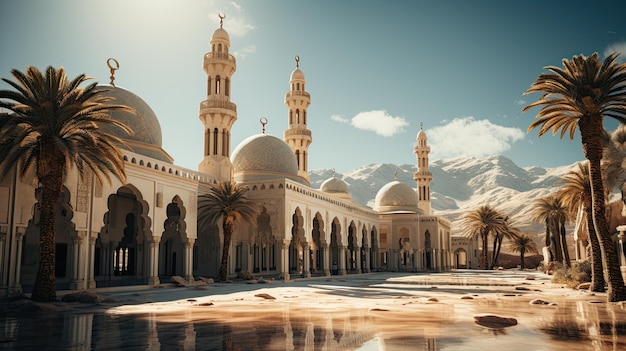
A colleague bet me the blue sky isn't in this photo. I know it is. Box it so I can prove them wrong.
[1,0,625,173]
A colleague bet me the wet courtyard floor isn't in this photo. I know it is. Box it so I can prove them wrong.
[1,271,625,350]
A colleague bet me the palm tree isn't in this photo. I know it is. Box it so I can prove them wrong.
[490,216,521,269]
[461,205,506,269]
[0,66,133,302]
[523,52,626,301]
[508,234,539,270]
[530,195,570,266]
[198,180,258,281]
[557,162,605,291]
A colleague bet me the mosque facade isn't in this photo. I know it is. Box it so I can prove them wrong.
[0,20,465,298]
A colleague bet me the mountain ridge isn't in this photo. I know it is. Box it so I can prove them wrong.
[310,155,578,236]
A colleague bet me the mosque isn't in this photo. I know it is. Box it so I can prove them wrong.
[0,19,474,298]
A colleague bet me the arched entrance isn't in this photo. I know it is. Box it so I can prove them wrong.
[21,186,76,292]
[311,213,326,276]
[370,227,379,271]
[330,217,343,275]
[95,185,150,286]
[360,225,368,273]
[347,221,358,273]
[289,208,306,276]
[455,248,468,269]
[159,196,187,278]
[253,206,275,274]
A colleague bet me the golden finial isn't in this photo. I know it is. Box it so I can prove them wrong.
[420,122,424,130]
[332,168,336,178]
[260,117,268,133]
[394,171,398,181]
[218,13,225,28]
[295,55,300,68]
[107,58,119,86]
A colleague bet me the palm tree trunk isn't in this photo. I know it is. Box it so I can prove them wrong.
[218,218,235,281]
[490,236,499,269]
[31,157,64,302]
[520,247,526,270]
[552,219,564,263]
[585,206,606,292]
[581,118,626,302]
[481,231,489,270]
[544,219,553,261]
[493,236,503,269]
[560,221,571,267]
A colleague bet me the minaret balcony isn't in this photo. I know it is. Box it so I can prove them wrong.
[285,91,310,98]
[284,128,312,137]
[204,52,236,64]
[200,99,237,112]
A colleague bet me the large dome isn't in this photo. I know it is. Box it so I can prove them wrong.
[95,84,172,163]
[374,181,420,213]
[231,134,305,184]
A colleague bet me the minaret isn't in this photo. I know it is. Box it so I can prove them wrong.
[414,123,432,214]
[284,56,312,184]
[198,14,237,181]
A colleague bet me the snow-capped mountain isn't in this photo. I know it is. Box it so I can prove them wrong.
[310,155,578,236]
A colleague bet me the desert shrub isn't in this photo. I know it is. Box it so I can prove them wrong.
[551,261,591,288]
[236,270,253,280]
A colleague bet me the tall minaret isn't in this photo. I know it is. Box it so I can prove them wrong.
[284,56,312,184]
[198,14,237,181]
[414,123,432,214]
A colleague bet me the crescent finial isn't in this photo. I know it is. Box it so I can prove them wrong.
[295,55,300,68]
[107,58,119,86]
[218,13,225,28]
[260,117,268,133]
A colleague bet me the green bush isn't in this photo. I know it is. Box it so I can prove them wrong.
[551,261,590,288]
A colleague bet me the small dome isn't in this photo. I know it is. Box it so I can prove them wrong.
[290,68,305,81]
[231,134,305,184]
[320,177,352,201]
[95,85,172,163]
[417,128,427,140]
[374,181,420,213]
[211,27,230,42]
[321,177,349,193]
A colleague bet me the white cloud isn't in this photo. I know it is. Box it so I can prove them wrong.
[230,1,242,12]
[604,41,626,63]
[331,114,349,123]
[515,99,526,106]
[350,110,408,137]
[208,7,255,37]
[428,116,525,159]
[233,45,256,59]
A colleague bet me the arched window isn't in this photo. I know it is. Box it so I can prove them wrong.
[205,129,210,155]
[295,109,300,124]
[218,43,223,52]
[215,75,221,94]
[295,150,300,168]
[207,77,212,95]
[225,78,230,97]
[303,110,307,124]
[296,82,300,91]
[222,129,227,156]
[289,110,293,125]
[213,128,218,155]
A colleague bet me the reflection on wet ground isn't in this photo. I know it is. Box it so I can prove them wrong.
[1,272,626,350]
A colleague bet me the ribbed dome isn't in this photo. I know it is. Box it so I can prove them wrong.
[231,134,305,184]
[211,27,230,42]
[290,68,305,81]
[95,85,172,163]
[417,128,427,140]
[374,181,420,213]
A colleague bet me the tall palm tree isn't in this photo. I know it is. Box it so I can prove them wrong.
[508,234,539,270]
[198,181,258,281]
[530,195,569,266]
[461,205,506,269]
[557,162,605,291]
[523,52,626,301]
[490,216,521,269]
[0,66,133,302]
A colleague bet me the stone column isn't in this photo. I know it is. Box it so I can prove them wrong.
[323,244,331,276]
[146,237,161,285]
[301,242,311,278]
[9,228,25,294]
[69,231,86,290]
[281,241,291,281]
[184,238,195,282]
[355,246,362,274]
[338,246,347,275]
[87,235,97,289]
